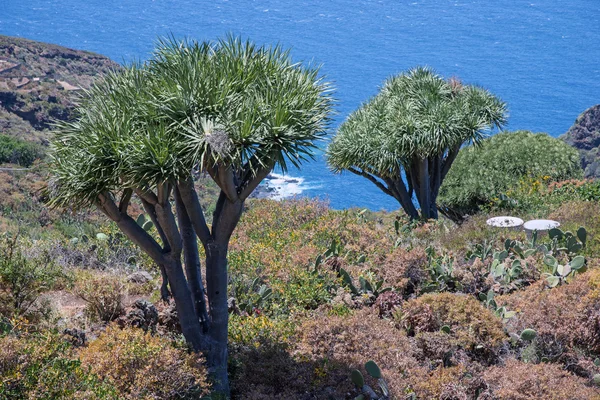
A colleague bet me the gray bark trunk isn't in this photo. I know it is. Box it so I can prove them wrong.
[416,157,431,219]
[204,245,230,395]
[175,187,210,331]
[204,195,243,396]
[161,256,207,353]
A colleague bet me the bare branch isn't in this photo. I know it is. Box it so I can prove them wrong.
[441,145,460,181]
[348,167,393,197]
[155,200,183,255]
[239,166,272,200]
[157,182,172,205]
[176,179,212,246]
[383,177,420,219]
[118,188,133,213]
[216,165,239,202]
[135,187,159,205]
[97,192,165,264]
[140,198,171,253]
[174,186,211,331]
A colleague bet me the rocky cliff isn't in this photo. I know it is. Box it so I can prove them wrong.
[0,35,119,143]
[561,104,600,178]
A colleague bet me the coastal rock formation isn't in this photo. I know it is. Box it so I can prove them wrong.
[561,105,600,178]
[0,35,119,143]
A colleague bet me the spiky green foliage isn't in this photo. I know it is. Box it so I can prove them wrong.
[438,130,583,216]
[327,67,506,219]
[47,36,333,396]
[49,36,333,210]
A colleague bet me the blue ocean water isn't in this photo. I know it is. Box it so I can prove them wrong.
[1,1,599,211]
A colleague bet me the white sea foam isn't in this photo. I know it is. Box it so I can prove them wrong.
[257,173,317,200]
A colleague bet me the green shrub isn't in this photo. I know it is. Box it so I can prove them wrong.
[438,130,582,216]
[0,332,118,399]
[0,233,66,323]
[0,134,45,167]
[73,271,126,322]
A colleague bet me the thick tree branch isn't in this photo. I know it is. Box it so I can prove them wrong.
[176,179,212,246]
[384,176,419,219]
[416,157,431,219]
[118,188,133,213]
[441,145,460,181]
[175,186,211,331]
[205,163,239,203]
[239,166,272,200]
[157,182,172,206]
[97,192,165,264]
[140,199,171,252]
[140,198,172,300]
[216,165,239,203]
[135,187,159,205]
[155,199,183,255]
[347,167,394,197]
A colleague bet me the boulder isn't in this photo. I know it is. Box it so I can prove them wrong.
[117,299,159,331]
[561,105,600,178]
[127,270,153,284]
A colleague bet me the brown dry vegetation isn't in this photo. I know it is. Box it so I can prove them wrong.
[2,188,600,399]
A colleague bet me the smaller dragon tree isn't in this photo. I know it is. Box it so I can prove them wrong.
[327,67,507,220]
[48,37,333,397]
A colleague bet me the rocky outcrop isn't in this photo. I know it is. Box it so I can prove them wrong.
[561,105,600,178]
[0,35,119,143]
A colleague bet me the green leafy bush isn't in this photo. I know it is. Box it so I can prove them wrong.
[73,271,126,322]
[0,134,45,167]
[438,131,582,216]
[0,233,66,323]
[0,332,118,399]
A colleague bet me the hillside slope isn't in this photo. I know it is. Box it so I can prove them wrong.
[561,104,600,178]
[0,35,119,143]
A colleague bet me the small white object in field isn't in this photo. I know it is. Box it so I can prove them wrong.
[486,216,524,228]
[523,219,560,232]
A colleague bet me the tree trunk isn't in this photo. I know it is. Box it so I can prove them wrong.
[416,157,431,219]
[204,243,230,395]
[175,187,210,331]
[198,193,242,397]
[161,255,207,353]
[384,176,419,220]
[429,155,441,220]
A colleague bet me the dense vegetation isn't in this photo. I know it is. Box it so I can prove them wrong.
[48,37,333,396]
[0,134,44,166]
[439,130,582,219]
[2,179,600,398]
[1,35,600,400]
[327,67,506,220]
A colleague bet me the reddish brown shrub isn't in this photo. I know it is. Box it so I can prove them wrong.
[78,325,210,399]
[375,290,403,318]
[400,293,506,357]
[483,359,600,400]
[498,269,600,358]
[295,308,421,398]
[409,365,492,400]
[379,247,428,296]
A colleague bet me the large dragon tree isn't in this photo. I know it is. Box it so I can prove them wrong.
[48,37,333,396]
[327,67,507,220]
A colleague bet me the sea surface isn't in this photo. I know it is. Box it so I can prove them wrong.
[1,0,599,211]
